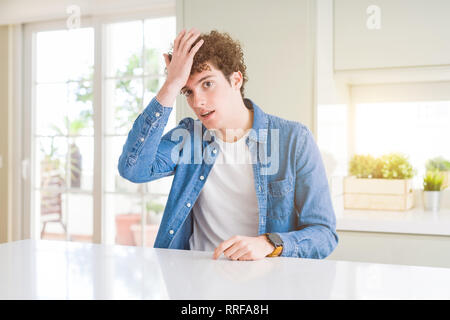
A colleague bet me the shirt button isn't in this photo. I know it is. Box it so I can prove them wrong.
[212,149,217,154]
[200,176,205,180]
[155,112,161,117]
[259,186,262,192]
[169,230,174,235]
[140,137,145,142]
[186,202,191,208]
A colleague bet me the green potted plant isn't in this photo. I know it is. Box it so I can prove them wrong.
[423,170,446,212]
[426,156,450,189]
[344,153,416,211]
[349,154,384,179]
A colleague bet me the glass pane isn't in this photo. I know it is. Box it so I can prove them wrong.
[104,194,143,247]
[143,77,162,103]
[317,104,348,177]
[36,137,67,190]
[105,78,144,135]
[143,16,176,76]
[35,83,68,136]
[67,80,94,136]
[67,193,93,243]
[145,176,174,197]
[142,195,167,248]
[68,137,94,191]
[38,190,68,241]
[106,21,144,77]
[355,101,450,188]
[36,28,94,83]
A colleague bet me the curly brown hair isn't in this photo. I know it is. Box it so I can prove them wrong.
[168,30,248,99]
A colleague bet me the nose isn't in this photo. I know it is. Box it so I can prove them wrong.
[193,92,206,109]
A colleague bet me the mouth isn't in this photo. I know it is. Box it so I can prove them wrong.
[200,110,215,119]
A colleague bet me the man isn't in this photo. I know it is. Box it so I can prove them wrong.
[118,28,338,261]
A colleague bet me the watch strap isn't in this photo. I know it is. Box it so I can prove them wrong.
[264,233,283,257]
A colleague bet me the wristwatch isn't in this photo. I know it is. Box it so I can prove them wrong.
[264,233,283,257]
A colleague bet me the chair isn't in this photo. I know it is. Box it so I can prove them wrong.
[40,170,67,239]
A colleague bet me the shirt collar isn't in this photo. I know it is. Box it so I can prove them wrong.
[244,98,268,143]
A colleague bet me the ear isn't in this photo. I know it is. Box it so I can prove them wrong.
[230,71,243,91]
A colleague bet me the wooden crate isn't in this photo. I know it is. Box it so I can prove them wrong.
[344,177,414,211]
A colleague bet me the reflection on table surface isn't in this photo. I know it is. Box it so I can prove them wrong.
[1,239,450,299]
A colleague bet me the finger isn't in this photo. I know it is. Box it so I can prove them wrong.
[213,243,229,260]
[180,28,199,53]
[237,253,255,261]
[182,31,201,54]
[228,246,249,261]
[189,39,204,57]
[173,29,186,51]
[213,236,239,259]
[223,242,242,259]
[163,53,169,67]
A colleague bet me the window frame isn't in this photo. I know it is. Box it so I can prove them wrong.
[22,7,176,244]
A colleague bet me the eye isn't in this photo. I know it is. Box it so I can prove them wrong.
[182,90,192,97]
[203,81,213,88]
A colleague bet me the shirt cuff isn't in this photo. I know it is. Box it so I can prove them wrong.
[142,96,173,124]
[278,232,297,257]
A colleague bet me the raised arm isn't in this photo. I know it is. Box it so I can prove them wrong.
[117,28,204,183]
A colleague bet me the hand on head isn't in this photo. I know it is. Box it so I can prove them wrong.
[163,28,204,91]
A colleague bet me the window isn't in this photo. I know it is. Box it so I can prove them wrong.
[102,17,176,247]
[34,27,95,242]
[317,81,450,217]
[317,104,348,177]
[354,100,450,189]
[25,12,176,247]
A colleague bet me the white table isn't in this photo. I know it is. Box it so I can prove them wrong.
[1,239,450,299]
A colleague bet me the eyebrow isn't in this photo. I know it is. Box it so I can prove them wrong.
[181,75,216,92]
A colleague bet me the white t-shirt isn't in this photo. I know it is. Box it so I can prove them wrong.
[188,130,259,251]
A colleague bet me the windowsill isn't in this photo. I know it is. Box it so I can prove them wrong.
[336,207,450,236]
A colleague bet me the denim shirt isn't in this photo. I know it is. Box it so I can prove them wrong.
[118,96,338,259]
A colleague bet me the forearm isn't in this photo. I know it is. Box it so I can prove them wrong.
[155,81,181,108]
[278,224,339,259]
[118,96,174,183]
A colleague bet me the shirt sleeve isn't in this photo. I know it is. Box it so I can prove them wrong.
[118,96,191,183]
[277,125,339,259]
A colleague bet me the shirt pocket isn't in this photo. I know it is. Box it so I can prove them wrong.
[267,177,295,219]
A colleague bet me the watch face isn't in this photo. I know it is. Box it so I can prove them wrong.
[268,233,283,247]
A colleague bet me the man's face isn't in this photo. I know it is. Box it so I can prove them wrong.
[181,62,241,130]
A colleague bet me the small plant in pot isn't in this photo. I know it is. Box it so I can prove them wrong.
[423,170,446,212]
[426,156,450,189]
[349,154,384,179]
[345,153,416,211]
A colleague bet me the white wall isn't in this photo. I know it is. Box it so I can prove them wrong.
[0,25,10,243]
[0,0,174,25]
[334,0,450,70]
